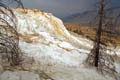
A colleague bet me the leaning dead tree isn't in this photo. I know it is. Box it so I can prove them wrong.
[0,0,23,67]
[87,0,120,79]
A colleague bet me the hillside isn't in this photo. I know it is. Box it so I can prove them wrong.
[64,23,120,47]
[64,9,120,25]
[63,11,96,25]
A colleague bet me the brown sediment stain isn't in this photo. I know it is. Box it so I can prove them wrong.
[19,33,42,43]
[19,33,54,46]
[15,8,49,16]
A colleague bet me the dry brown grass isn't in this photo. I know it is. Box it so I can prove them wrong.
[64,23,120,47]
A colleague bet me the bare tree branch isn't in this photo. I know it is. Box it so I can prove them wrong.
[0,0,24,67]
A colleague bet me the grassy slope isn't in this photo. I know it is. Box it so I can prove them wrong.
[64,23,120,47]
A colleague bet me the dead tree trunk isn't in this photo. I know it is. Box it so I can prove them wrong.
[94,0,104,67]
